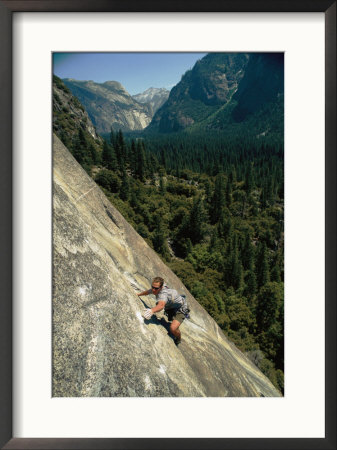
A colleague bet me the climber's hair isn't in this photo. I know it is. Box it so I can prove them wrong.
[152,277,164,287]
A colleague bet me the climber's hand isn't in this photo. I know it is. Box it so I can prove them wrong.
[143,309,153,320]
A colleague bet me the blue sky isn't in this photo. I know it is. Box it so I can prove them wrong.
[53,52,207,95]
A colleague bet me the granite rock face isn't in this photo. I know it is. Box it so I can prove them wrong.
[132,87,170,115]
[53,134,281,397]
[62,79,153,134]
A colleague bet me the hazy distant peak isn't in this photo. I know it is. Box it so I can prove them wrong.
[133,87,170,114]
[134,87,169,97]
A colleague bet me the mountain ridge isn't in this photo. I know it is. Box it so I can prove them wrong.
[145,52,283,136]
[62,78,153,134]
[132,87,170,114]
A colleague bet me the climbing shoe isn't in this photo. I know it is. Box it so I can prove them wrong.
[174,336,181,346]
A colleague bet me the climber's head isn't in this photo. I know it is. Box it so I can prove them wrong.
[151,277,164,292]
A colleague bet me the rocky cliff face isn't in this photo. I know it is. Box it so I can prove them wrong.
[53,76,102,143]
[147,53,249,133]
[63,79,153,134]
[133,87,170,114]
[53,134,281,398]
[146,52,283,135]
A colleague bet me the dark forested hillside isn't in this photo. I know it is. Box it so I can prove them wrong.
[146,52,283,139]
[53,64,284,393]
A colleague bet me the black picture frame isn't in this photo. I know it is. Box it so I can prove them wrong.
[0,1,335,449]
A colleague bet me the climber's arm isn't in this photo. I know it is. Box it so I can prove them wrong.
[151,300,166,314]
[137,289,151,297]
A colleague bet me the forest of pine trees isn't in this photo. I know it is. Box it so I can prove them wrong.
[57,125,284,394]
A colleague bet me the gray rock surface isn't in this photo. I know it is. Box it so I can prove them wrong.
[53,134,281,397]
[62,79,152,134]
[133,87,170,114]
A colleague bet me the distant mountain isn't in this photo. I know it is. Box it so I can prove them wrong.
[132,87,170,114]
[62,78,153,134]
[146,53,284,137]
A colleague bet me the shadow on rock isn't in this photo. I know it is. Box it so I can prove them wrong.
[146,315,175,342]
[137,297,177,342]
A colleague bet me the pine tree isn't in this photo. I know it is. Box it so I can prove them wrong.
[256,281,283,332]
[159,175,166,195]
[152,216,170,260]
[148,153,158,180]
[72,128,87,165]
[204,179,212,211]
[229,166,237,184]
[136,141,146,182]
[160,148,167,168]
[130,140,137,176]
[120,169,130,201]
[225,180,232,207]
[89,144,99,165]
[228,234,243,290]
[218,211,232,243]
[245,163,255,194]
[210,173,226,224]
[186,238,193,256]
[256,242,270,288]
[188,196,207,244]
[241,229,255,271]
[270,253,282,282]
[244,270,257,298]
[109,128,116,148]
[102,140,117,171]
[116,129,127,169]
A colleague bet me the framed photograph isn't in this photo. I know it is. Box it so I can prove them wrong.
[1,1,335,449]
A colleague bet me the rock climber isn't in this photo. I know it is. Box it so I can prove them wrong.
[136,277,189,345]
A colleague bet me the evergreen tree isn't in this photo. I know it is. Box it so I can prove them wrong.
[188,196,207,245]
[95,169,120,193]
[204,179,213,212]
[256,242,270,288]
[241,229,255,271]
[116,129,127,169]
[226,234,243,290]
[130,140,137,176]
[270,262,281,282]
[186,238,193,256]
[102,140,117,171]
[210,173,226,224]
[152,216,170,260]
[160,148,167,168]
[256,281,283,332]
[136,141,146,182]
[120,169,130,201]
[109,128,116,148]
[244,270,257,298]
[245,163,255,193]
[72,128,87,164]
[89,143,99,165]
[218,212,232,243]
[225,180,232,207]
[229,166,237,184]
[159,175,166,195]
